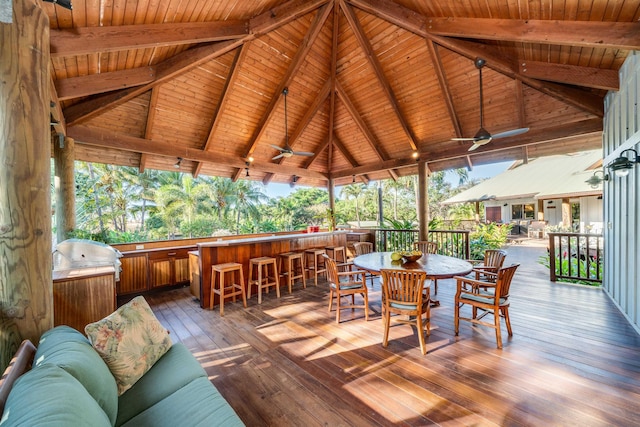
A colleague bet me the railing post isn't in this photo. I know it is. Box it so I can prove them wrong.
[548,233,557,282]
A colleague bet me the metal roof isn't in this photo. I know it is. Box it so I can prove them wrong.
[442,150,603,205]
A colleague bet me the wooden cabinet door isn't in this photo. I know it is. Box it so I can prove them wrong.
[117,254,149,295]
[150,258,173,288]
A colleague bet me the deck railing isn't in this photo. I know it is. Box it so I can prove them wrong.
[374,229,470,259]
[547,232,603,284]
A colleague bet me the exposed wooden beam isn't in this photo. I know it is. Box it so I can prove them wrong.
[327,5,339,172]
[139,87,160,173]
[341,0,419,152]
[49,77,66,135]
[347,0,640,50]
[424,17,640,51]
[302,139,330,170]
[331,118,602,178]
[519,60,619,91]
[263,80,331,185]
[67,125,328,180]
[250,0,330,34]
[426,40,461,137]
[243,2,333,160]
[50,21,248,57]
[200,45,247,179]
[64,40,244,125]
[347,0,605,117]
[333,136,370,184]
[335,81,389,161]
[55,67,156,100]
[63,0,330,125]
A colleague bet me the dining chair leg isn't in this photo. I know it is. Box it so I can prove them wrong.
[495,314,503,349]
[502,307,513,336]
[328,288,334,312]
[454,303,460,336]
[363,292,369,321]
[416,315,427,355]
[382,309,391,348]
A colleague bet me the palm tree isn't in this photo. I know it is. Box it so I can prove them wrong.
[341,184,366,227]
[230,181,267,234]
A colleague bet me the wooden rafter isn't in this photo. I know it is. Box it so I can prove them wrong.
[340,0,419,152]
[263,80,332,185]
[201,45,246,180]
[56,67,156,101]
[139,87,160,173]
[518,60,619,91]
[333,136,370,184]
[68,125,328,180]
[50,21,248,57]
[331,118,603,178]
[347,0,605,117]
[241,2,333,160]
[327,5,339,173]
[425,40,461,138]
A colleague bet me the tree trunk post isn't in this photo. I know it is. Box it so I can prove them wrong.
[418,161,429,241]
[54,136,76,244]
[0,0,53,352]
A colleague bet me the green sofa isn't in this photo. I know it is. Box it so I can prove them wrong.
[0,326,244,427]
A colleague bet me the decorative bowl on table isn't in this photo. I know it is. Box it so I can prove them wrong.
[401,251,423,263]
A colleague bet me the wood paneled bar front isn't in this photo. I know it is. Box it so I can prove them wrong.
[198,231,347,309]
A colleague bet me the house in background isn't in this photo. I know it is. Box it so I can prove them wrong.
[442,150,603,234]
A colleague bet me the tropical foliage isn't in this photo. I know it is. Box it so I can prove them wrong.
[60,162,478,244]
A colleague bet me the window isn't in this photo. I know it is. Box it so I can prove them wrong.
[511,203,535,220]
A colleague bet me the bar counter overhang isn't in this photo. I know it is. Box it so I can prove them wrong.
[197,231,348,308]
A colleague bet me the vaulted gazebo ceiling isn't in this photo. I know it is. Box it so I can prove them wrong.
[46,0,640,187]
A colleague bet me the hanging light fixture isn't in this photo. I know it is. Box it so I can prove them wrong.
[174,157,183,169]
[607,148,639,177]
[585,170,609,189]
[245,156,253,177]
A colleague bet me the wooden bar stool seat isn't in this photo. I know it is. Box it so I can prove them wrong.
[247,257,280,304]
[305,248,327,286]
[278,252,306,293]
[210,262,247,316]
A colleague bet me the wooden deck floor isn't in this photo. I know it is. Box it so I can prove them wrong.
[146,243,640,426]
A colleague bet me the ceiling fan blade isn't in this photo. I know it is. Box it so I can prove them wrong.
[270,144,286,152]
[468,143,483,152]
[492,127,529,139]
[292,151,314,156]
[451,137,477,141]
[272,153,285,160]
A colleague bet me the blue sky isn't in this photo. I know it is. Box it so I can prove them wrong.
[262,160,513,198]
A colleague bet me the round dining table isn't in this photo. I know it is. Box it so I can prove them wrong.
[352,252,473,305]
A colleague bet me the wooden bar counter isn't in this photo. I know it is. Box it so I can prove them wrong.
[197,231,347,309]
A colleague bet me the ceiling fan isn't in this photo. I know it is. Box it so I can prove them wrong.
[452,58,529,152]
[271,88,314,160]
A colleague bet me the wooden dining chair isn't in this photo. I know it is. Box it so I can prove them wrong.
[380,269,431,355]
[469,249,507,282]
[352,242,375,286]
[324,255,369,324]
[453,263,519,349]
[414,241,438,255]
[414,241,440,293]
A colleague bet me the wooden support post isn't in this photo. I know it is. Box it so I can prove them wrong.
[474,201,480,223]
[0,0,53,352]
[537,199,545,221]
[327,178,335,230]
[561,198,571,229]
[54,136,76,243]
[418,161,429,241]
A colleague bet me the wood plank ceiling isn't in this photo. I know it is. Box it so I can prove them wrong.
[45,0,640,187]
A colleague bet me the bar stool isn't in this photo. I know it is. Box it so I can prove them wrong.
[304,248,326,286]
[247,257,280,304]
[325,245,348,271]
[278,252,306,293]
[210,262,247,316]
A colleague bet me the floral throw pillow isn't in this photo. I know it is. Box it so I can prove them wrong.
[85,296,172,395]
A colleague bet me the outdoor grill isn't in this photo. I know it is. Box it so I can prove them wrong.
[53,239,123,281]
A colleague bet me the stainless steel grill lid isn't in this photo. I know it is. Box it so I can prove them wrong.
[53,239,123,280]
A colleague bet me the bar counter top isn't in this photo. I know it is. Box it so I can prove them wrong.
[197,230,348,248]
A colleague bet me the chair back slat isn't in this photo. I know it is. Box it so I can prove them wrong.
[414,241,438,254]
[381,269,427,305]
[485,249,508,269]
[353,242,373,256]
[323,254,339,285]
[495,263,519,298]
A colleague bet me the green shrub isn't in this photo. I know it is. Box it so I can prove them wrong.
[469,223,511,260]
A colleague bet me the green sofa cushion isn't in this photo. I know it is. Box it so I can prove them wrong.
[119,376,244,427]
[0,364,111,427]
[34,326,118,426]
[116,343,208,426]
